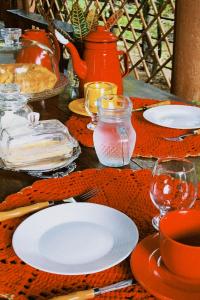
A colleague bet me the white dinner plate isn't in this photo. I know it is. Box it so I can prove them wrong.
[12,203,139,275]
[143,105,200,129]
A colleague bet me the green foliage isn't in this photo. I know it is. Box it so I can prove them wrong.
[86,8,99,32]
[71,1,89,40]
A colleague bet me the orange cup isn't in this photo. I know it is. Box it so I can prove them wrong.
[159,209,200,279]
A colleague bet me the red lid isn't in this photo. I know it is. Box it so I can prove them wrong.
[24,29,46,34]
[84,26,117,43]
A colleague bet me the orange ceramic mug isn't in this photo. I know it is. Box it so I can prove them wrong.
[159,209,200,279]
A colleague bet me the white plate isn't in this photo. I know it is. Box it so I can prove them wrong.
[143,105,200,129]
[12,203,139,275]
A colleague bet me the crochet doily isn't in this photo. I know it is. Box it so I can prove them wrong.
[66,98,200,158]
[0,168,200,300]
[0,169,155,299]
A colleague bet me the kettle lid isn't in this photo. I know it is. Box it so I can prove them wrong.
[84,26,117,42]
[23,29,47,36]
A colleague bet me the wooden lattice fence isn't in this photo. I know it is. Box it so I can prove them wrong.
[36,0,175,91]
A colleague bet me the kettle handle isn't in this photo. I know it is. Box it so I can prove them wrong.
[48,32,61,62]
[117,50,129,78]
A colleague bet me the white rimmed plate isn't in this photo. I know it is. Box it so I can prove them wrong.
[12,203,139,275]
[143,105,200,129]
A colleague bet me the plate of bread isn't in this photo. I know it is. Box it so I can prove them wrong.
[0,63,68,101]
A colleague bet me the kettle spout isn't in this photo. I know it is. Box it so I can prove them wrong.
[55,29,87,79]
[66,42,87,80]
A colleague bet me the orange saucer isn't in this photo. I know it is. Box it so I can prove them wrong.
[68,98,89,116]
[130,234,200,300]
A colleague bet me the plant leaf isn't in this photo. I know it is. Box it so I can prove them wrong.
[86,8,99,32]
[104,9,124,31]
[71,2,89,40]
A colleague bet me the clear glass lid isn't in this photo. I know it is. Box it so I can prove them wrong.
[0,29,60,95]
[97,94,133,119]
[0,116,80,171]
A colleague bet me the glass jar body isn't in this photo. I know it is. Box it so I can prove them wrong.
[94,118,136,167]
[93,95,136,167]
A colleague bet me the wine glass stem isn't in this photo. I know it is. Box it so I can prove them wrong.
[152,209,168,231]
[91,115,98,125]
[160,209,167,218]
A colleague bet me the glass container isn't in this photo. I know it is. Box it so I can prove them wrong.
[93,95,136,167]
[0,29,61,96]
[0,83,32,130]
[0,116,81,173]
[0,28,22,47]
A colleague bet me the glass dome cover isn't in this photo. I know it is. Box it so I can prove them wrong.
[0,115,81,174]
[0,29,68,100]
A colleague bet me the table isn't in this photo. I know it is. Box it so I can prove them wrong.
[0,89,140,201]
[0,80,141,199]
[1,77,200,201]
[1,78,200,300]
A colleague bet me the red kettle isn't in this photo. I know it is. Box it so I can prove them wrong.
[16,29,60,80]
[57,26,129,94]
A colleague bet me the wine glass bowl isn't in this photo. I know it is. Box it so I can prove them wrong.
[84,81,117,130]
[150,158,198,230]
[1,28,22,47]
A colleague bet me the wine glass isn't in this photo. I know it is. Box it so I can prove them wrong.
[1,28,22,47]
[84,81,116,130]
[150,158,198,230]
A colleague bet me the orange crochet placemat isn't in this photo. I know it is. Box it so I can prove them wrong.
[0,169,156,299]
[66,98,200,158]
[1,168,200,300]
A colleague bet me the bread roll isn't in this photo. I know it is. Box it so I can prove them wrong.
[0,63,58,93]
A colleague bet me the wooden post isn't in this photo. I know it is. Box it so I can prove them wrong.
[21,0,29,12]
[171,0,200,102]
